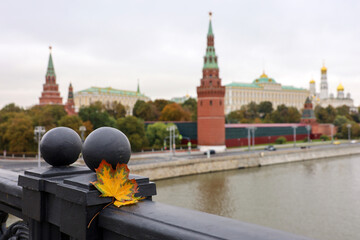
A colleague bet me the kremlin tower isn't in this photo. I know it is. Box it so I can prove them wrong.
[39,47,63,105]
[197,13,226,152]
[65,83,76,115]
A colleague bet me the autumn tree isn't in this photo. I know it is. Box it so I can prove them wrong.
[116,116,148,152]
[160,103,190,121]
[28,105,67,130]
[58,115,84,134]
[271,105,300,123]
[182,98,197,121]
[3,113,35,152]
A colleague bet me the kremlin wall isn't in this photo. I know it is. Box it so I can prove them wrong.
[37,13,354,151]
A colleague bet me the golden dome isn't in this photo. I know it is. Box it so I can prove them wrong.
[260,71,268,78]
[310,79,315,84]
[321,65,327,72]
[337,83,344,91]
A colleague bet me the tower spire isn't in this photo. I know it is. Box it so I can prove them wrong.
[203,12,218,69]
[137,79,140,94]
[46,46,56,77]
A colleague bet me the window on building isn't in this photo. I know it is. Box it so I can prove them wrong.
[200,101,202,106]
[210,100,213,106]
[220,100,222,105]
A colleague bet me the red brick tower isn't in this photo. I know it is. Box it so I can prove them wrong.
[197,13,226,152]
[65,83,76,115]
[39,46,63,105]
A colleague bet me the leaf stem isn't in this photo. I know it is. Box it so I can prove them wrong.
[87,198,114,228]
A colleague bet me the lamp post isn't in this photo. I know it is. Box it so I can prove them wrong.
[292,125,298,147]
[34,126,45,168]
[79,126,86,142]
[247,127,251,151]
[331,124,334,144]
[252,127,257,148]
[347,123,352,142]
[167,125,176,155]
[306,125,311,146]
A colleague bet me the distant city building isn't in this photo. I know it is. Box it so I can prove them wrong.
[197,12,226,152]
[65,83,76,115]
[224,72,309,114]
[74,84,150,115]
[310,64,356,112]
[170,94,192,104]
[39,47,63,105]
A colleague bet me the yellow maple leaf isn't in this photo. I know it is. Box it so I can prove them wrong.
[91,159,143,207]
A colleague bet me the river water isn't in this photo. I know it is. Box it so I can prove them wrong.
[154,155,360,240]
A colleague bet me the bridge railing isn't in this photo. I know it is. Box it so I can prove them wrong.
[0,166,313,240]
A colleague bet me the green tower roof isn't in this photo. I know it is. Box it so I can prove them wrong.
[203,13,218,70]
[46,47,56,77]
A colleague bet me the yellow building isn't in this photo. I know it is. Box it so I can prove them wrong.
[74,86,150,116]
[225,72,309,114]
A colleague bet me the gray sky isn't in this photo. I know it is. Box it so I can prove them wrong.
[1,0,360,109]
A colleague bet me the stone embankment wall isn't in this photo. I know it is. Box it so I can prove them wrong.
[129,145,360,180]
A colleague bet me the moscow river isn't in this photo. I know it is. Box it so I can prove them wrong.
[154,154,360,240]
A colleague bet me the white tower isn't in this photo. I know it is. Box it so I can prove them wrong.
[320,64,328,99]
[309,79,316,97]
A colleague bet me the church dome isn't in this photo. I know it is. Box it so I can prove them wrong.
[321,65,327,72]
[337,83,344,91]
[310,79,315,84]
[253,71,276,84]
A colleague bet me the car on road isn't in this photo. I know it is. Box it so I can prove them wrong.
[264,145,276,151]
[203,149,216,155]
[333,141,341,145]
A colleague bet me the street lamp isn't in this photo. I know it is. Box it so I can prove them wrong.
[331,124,334,144]
[252,127,257,147]
[306,125,311,145]
[34,126,45,168]
[79,126,86,142]
[347,123,352,142]
[292,125,298,147]
[167,125,176,155]
[246,127,251,151]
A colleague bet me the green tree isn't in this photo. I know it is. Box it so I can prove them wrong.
[181,98,197,121]
[257,101,273,119]
[58,115,83,134]
[133,100,158,121]
[103,101,127,119]
[78,102,116,129]
[3,113,35,152]
[333,115,350,137]
[116,116,147,152]
[146,122,168,148]
[160,103,190,121]
[146,122,180,148]
[153,99,172,113]
[1,103,23,113]
[271,105,300,123]
[28,105,67,130]
[340,121,360,139]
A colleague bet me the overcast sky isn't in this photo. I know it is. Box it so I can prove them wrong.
[1,0,360,109]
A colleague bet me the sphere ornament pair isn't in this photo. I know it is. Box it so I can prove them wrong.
[40,127,131,170]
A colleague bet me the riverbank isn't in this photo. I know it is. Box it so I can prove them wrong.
[129,144,360,180]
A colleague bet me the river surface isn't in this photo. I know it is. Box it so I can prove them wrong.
[154,155,360,240]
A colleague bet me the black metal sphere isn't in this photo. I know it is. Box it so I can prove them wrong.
[40,127,82,167]
[82,127,131,172]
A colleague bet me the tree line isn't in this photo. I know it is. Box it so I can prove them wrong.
[0,98,196,153]
[226,101,360,139]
